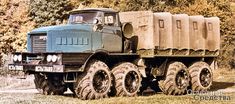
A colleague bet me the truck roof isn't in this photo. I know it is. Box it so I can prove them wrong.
[70,8,118,14]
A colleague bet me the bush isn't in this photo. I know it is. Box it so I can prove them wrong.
[0,0,35,54]
[29,0,73,27]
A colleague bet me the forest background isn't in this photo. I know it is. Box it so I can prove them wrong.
[0,0,235,69]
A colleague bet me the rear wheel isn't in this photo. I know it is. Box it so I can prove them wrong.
[189,62,212,91]
[159,62,189,95]
[112,62,142,97]
[75,60,112,100]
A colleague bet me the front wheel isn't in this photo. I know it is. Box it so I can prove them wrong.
[41,75,66,95]
[75,60,112,100]
[159,62,189,95]
[34,73,66,95]
[34,73,44,93]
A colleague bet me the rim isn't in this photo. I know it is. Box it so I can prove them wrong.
[92,70,109,93]
[124,71,139,93]
[176,69,188,89]
[199,68,212,87]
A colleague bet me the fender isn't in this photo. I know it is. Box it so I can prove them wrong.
[80,50,109,72]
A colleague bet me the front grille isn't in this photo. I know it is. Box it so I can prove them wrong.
[31,34,46,53]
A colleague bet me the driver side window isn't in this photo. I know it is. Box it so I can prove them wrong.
[104,13,116,26]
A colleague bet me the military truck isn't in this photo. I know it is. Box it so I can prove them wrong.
[8,8,220,100]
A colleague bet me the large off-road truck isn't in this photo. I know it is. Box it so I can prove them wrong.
[8,8,220,100]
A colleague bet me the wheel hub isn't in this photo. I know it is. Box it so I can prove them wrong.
[93,70,109,93]
[176,70,188,89]
[125,71,139,93]
[200,68,212,87]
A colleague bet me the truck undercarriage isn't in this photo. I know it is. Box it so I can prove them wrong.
[9,51,216,99]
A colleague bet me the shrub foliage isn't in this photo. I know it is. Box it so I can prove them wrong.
[29,0,73,27]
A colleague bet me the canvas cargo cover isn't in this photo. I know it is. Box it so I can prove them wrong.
[205,17,220,51]
[172,14,189,49]
[189,16,206,50]
[153,12,173,49]
[119,12,173,50]
[119,11,220,56]
[119,11,154,49]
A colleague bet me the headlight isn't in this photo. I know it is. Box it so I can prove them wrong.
[52,55,57,62]
[18,55,22,62]
[13,55,18,62]
[13,54,22,62]
[47,55,52,62]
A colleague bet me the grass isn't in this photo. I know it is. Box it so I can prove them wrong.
[0,69,234,104]
[0,92,234,104]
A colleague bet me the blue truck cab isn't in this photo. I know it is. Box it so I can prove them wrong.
[28,8,122,53]
[9,8,130,73]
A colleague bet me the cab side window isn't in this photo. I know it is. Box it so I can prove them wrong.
[104,13,116,26]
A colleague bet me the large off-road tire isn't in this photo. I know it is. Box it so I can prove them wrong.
[41,75,67,95]
[159,62,189,95]
[34,73,45,93]
[75,60,112,100]
[189,62,213,91]
[111,62,142,97]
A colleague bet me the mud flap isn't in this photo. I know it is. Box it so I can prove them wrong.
[138,66,147,77]
[136,59,147,77]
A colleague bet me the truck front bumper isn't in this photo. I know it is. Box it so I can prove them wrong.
[8,52,92,73]
[8,64,64,73]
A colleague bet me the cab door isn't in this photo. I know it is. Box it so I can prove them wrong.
[102,12,122,52]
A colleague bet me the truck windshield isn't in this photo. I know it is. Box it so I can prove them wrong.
[68,12,100,24]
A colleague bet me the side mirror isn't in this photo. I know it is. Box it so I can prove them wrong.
[93,18,103,32]
[93,19,99,24]
[93,17,102,25]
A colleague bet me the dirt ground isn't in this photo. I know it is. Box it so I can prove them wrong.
[0,69,234,104]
